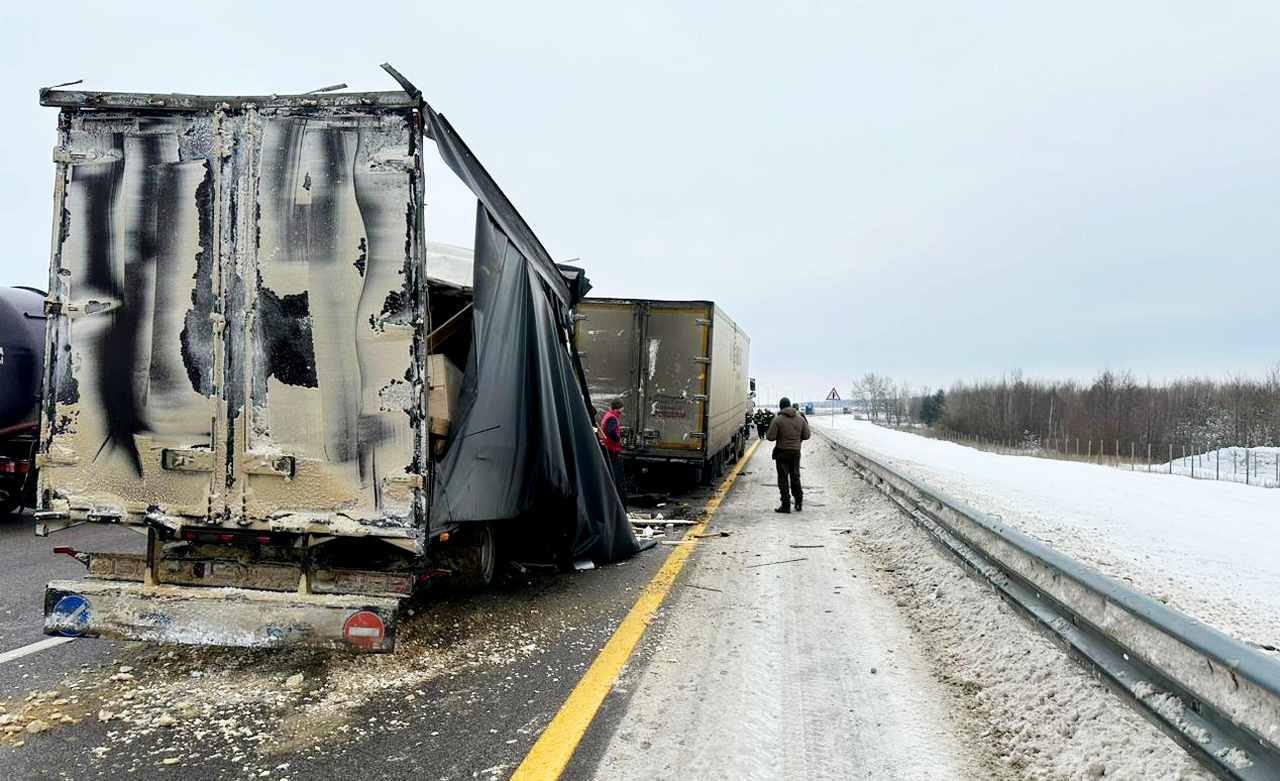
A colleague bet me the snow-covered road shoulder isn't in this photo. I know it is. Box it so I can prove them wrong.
[814,442,1214,780]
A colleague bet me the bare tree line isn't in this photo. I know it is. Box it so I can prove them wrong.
[857,367,1280,451]
[850,373,918,426]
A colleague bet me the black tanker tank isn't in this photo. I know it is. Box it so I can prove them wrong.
[0,286,44,514]
[0,286,45,430]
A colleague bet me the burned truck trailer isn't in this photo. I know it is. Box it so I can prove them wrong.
[35,69,635,652]
[575,299,752,484]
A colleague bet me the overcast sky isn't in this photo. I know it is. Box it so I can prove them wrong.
[4,2,1278,403]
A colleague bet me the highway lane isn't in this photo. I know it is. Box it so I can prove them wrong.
[566,441,983,780]
[0,512,141,701]
[2,445,977,781]
[0,491,702,780]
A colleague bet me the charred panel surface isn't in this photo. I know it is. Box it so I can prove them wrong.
[249,112,418,525]
[42,98,423,533]
[46,114,218,517]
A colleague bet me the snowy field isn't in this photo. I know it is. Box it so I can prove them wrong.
[817,417,1280,654]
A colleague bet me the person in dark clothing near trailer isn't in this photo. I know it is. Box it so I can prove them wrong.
[766,397,810,513]
[754,407,774,439]
[599,399,627,503]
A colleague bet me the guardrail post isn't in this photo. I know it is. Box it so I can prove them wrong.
[1169,444,1173,473]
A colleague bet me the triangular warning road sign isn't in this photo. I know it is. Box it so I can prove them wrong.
[826,387,840,401]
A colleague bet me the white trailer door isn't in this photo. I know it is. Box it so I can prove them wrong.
[41,97,425,531]
[639,303,712,453]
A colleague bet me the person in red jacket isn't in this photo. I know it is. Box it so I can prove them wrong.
[599,399,626,502]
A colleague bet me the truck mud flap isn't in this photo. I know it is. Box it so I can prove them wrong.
[44,579,399,653]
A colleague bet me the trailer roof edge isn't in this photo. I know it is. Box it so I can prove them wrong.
[38,89,418,111]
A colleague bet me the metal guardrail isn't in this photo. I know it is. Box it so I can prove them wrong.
[821,433,1280,780]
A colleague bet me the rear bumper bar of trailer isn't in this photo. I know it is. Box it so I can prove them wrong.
[44,579,400,652]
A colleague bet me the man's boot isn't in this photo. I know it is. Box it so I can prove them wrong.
[775,504,790,514]
[795,498,802,512]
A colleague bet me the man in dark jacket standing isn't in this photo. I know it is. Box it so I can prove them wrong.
[766,397,810,513]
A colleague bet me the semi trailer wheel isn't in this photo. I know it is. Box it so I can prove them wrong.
[0,490,20,517]
[434,522,497,591]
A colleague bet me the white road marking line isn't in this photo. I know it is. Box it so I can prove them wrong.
[0,636,76,665]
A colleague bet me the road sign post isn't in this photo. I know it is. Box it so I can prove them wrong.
[826,388,840,427]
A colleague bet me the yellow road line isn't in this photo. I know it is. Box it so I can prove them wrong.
[510,438,762,781]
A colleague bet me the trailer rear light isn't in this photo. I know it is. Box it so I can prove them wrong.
[0,459,28,474]
[438,532,450,544]
[52,546,89,567]
[389,576,413,595]
[256,535,271,545]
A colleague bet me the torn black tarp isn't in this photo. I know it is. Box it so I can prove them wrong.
[412,88,635,563]
[431,205,638,564]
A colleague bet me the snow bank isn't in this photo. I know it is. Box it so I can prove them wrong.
[818,417,1280,653]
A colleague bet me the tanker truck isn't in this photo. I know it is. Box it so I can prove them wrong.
[34,66,635,652]
[0,286,45,515]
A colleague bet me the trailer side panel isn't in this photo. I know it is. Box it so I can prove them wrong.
[706,305,750,459]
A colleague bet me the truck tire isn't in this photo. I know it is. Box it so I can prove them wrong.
[0,491,20,517]
[435,522,497,591]
[690,464,706,487]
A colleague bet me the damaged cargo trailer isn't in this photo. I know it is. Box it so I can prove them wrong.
[574,299,752,484]
[34,68,636,652]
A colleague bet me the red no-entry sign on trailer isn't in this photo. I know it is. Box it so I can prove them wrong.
[343,610,386,650]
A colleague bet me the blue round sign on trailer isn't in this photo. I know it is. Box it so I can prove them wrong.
[50,594,91,637]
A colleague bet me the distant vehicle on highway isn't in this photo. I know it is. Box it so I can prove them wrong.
[0,285,44,515]
[575,298,753,485]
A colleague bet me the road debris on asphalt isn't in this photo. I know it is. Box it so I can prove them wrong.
[744,557,808,569]
[683,584,724,593]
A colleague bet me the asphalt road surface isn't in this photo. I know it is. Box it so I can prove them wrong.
[0,441,981,780]
[566,441,982,780]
